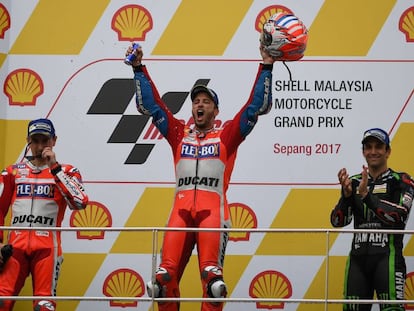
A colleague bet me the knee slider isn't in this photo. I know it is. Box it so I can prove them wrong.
[202,266,227,298]
[146,280,162,298]
[207,278,227,298]
[147,267,171,298]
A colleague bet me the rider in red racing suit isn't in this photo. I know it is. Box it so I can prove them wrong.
[0,118,89,311]
[127,44,276,311]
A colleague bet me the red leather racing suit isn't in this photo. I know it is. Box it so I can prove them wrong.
[0,160,88,310]
[133,63,273,311]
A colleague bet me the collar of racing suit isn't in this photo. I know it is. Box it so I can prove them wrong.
[192,127,215,139]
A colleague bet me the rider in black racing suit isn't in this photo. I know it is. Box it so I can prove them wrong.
[330,128,414,311]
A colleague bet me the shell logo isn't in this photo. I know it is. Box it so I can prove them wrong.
[0,4,11,39]
[255,5,293,33]
[406,271,414,310]
[70,201,112,240]
[3,69,44,106]
[111,4,153,41]
[228,203,257,242]
[399,6,414,42]
[102,268,145,308]
[249,270,293,309]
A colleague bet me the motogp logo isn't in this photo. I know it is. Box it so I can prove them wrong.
[87,78,224,165]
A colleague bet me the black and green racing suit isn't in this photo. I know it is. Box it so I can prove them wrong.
[331,168,414,311]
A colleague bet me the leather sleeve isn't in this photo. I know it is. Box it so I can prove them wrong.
[51,163,89,211]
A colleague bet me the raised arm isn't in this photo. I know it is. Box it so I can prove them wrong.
[220,46,276,153]
[127,44,184,148]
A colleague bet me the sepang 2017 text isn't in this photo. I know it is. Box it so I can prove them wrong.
[273,143,341,156]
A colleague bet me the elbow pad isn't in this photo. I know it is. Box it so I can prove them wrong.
[330,197,353,227]
[370,198,408,225]
[135,78,152,116]
[331,207,353,227]
[376,200,407,225]
[52,165,88,210]
[331,209,344,227]
[257,75,272,116]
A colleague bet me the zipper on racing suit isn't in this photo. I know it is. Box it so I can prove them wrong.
[28,164,42,252]
[192,137,201,215]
